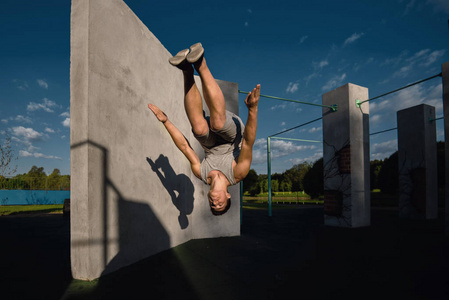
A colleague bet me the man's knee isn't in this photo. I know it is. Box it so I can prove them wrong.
[192,122,209,136]
[210,115,226,131]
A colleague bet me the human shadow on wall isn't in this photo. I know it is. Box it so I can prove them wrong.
[146,155,195,229]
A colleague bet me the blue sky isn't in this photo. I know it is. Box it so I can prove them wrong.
[0,0,448,176]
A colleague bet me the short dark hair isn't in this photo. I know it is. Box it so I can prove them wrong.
[211,198,231,216]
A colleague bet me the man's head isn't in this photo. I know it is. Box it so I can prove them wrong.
[208,189,231,216]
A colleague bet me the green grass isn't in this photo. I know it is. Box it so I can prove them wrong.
[0,204,64,216]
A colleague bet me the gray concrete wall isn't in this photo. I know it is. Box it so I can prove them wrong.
[70,0,240,280]
[397,104,437,219]
[442,62,449,235]
[322,83,370,228]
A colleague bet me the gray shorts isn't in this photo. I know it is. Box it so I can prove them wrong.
[194,110,243,151]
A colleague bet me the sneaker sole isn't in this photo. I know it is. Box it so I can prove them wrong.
[169,48,189,66]
[186,43,204,63]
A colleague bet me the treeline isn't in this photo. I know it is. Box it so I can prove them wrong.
[243,159,323,198]
[371,141,445,194]
[0,166,70,191]
[243,141,445,198]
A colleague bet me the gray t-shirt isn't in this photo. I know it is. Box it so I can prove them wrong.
[194,110,244,185]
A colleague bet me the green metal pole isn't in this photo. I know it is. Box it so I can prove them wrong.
[267,137,272,217]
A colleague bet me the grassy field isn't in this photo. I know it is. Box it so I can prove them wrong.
[243,191,324,205]
[0,204,64,216]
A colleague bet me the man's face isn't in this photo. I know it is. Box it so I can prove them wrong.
[208,190,228,212]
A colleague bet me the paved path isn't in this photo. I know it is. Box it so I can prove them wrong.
[1,206,448,300]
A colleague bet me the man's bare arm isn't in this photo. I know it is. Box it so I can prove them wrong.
[148,104,201,179]
[234,85,260,182]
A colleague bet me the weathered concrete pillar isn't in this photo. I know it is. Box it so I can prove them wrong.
[442,62,449,235]
[322,83,370,228]
[397,104,437,219]
[70,0,240,280]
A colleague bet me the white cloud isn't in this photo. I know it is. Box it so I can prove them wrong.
[288,151,323,164]
[300,35,308,44]
[370,114,382,124]
[13,79,28,90]
[60,111,70,118]
[308,126,322,133]
[343,32,365,47]
[305,60,330,85]
[19,150,62,160]
[370,83,443,116]
[286,82,299,93]
[10,126,44,143]
[62,118,70,127]
[317,60,329,68]
[251,138,318,165]
[1,119,8,124]
[27,98,58,113]
[322,73,347,91]
[14,115,33,124]
[37,79,48,89]
[270,104,286,110]
[388,48,446,79]
[370,140,398,160]
[421,49,446,67]
[381,50,409,67]
[45,127,55,133]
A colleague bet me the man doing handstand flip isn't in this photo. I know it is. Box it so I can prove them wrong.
[148,42,260,215]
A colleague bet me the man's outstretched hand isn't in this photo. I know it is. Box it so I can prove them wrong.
[245,84,260,110]
[148,104,168,123]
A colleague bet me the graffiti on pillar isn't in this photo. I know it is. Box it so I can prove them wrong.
[323,139,352,226]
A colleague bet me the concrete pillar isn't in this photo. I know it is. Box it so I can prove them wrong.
[397,104,437,219]
[322,83,370,228]
[70,0,240,280]
[442,62,449,235]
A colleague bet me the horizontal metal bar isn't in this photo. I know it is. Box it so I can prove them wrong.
[356,73,442,107]
[370,127,397,136]
[239,90,337,111]
[429,116,444,122]
[270,136,322,143]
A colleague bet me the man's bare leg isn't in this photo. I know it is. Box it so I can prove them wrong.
[183,65,208,136]
[194,57,226,131]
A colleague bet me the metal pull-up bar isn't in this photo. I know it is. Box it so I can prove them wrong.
[238,90,338,112]
[355,73,442,107]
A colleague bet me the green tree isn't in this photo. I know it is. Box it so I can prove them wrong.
[47,168,61,190]
[280,179,292,193]
[378,152,398,194]
[303,158,323,199]
[370,159,383,190]
[243,169,258,195]
[284,162,311,192]
[25,166,47,190]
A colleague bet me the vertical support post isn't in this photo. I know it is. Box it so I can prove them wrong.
[267,137,272,217]
[442,62,449,235]
[322,83,370,228]
[397,104,437,219]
